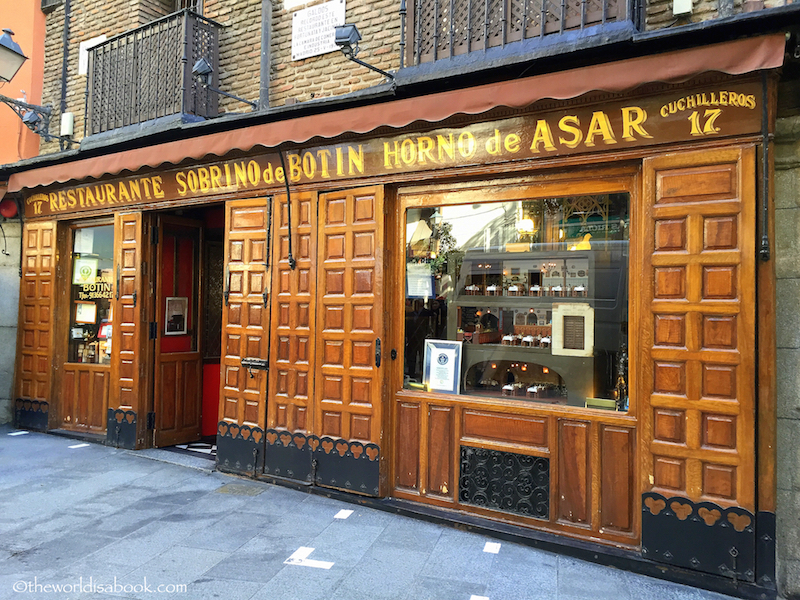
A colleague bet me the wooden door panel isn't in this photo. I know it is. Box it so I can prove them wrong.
[61,365,110,433]
[155,354,202,445]
[315,187,385,444]
[153,217,203,447]
[427,405,453,498]
[600,425,634,533]
[16,222,56,409]
[395,402,420,490]
[269,192,316,433]
[558,419,591,526]
[111,213,143,417]
[642,147,755,510]
[221,199,270,428]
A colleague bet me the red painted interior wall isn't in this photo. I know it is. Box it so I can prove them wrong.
[202,364,220,437]
[159,233,194,353]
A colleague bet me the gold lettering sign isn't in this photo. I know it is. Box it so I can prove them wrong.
[25,81,763,218]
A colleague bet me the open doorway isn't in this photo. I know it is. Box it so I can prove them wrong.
[149,204,224,453]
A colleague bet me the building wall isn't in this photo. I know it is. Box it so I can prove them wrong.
[0,222,21,425]
[0,1,46,164]
[35,0,403,149]
[774,115,800,600]
[203,0,262,113]
[39,0,147,154]
[267,0,400,108]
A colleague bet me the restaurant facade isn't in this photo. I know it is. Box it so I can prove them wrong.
[2,29,793,599]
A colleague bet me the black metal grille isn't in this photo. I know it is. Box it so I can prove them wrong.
[459,446,550,519]
[409,0,626,65]
[86,10,218,136]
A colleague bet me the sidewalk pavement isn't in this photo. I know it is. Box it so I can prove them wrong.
[0,424,739,600]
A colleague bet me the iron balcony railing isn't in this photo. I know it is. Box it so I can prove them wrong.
[405,0,631,66]
[85,10,220,136]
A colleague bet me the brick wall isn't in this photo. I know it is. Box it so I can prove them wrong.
[204,0,262,113]
[39,0,146,153]
[138,0,173,25]
[268,0,401,108]
[644,0,786,30]
[36,0,403,150]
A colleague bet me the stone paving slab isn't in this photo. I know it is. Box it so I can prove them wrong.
[0,424,741,600]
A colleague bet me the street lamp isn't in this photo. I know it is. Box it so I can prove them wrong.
[0,28,70,146]
[0,29,27,83]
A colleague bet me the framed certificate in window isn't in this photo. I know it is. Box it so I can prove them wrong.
[423,339,463,395]
[74,302,97,324]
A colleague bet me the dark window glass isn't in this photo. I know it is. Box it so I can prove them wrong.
[67,225,114,364]
[404,193,629,411]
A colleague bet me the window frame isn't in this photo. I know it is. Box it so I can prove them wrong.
[393,166,640,418]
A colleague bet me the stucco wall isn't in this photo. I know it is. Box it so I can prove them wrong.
[0,222,21,425]
[774,114,800,600]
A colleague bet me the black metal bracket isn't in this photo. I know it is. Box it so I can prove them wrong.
[223,265,230,305]
[0,94,74,146]
[196,81,257,110]
[339,41,396,84]
[241,357,268,378]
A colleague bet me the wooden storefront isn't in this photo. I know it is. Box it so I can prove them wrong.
[9,40,782,594]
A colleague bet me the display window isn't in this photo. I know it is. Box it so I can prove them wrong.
[404,193,629,410]
[67,224,115,364]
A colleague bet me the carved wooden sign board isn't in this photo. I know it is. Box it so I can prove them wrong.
[25,80,763,219]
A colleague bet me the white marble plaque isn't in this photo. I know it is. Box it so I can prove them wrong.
[291,0,346,61]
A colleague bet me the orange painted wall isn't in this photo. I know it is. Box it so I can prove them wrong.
[0,2,45,164]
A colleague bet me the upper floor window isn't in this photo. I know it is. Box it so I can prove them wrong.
[176,0,202,13]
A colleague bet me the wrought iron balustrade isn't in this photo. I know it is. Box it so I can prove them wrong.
[85,10,219,136]
[406,0,631,66]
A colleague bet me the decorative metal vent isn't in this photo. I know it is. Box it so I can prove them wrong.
[459,446,549,519]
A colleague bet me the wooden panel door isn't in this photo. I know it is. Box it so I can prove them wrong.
[16,221,56,407]
[315,187,385,444]
[62,365,110,433]
[153,217,203,447]
[641,147,756,509]
[268,192,317,433]
[110,213,145,433]
[220,199,270,428]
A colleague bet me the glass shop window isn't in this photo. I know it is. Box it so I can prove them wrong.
[67,224,114,364]
[404,194,630,411]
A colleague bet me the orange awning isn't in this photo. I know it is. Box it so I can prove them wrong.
[7,33,786,193]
